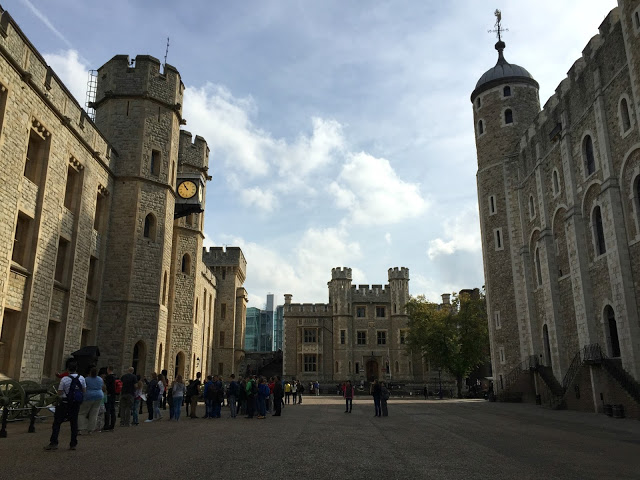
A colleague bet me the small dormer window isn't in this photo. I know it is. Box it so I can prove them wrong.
[503,86,511,97]
[505,109,513,124]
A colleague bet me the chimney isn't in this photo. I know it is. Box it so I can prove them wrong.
[442,293,451,305]
[284,294,292,305]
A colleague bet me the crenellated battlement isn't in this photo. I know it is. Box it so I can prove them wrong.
[94,54,184,114]
[388,267,409,280]
[517,7,623,169]
[331,267,352,280]
[179,130,210,171]
[285,303,331,314]
[201,246,247,277]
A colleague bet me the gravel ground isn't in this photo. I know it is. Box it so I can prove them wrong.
[1,397,639,479]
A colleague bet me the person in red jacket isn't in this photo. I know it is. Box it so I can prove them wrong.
[343,380,354,413]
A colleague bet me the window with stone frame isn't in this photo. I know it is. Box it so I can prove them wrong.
[503,85,511,97]
[375,306,385,317]
[489,195,497,215]
[150,149,160,176]
[12,212,33,268]
[303,328,317,343]
[24,129,49,186]
[181,253,191,274]
[356,306,366,318]
[94,191,107,233]
[583,135,596,176]
[552,170,560,196]
[494,311,501,329]
[304,354,317,372]
[340,329,346,344]
[399,329,408,344]
[619,97,632,133]
[54,237,70,285]
[143,213,156,241]
[499,347,506,364]
[504,109,513,125]
[377,330,387,345]
[357,330,367,345]
[592,206,606,256]
[63,163,82,213]
[219,330,225,347]
[494,228,504,251]
[477,119,484,136]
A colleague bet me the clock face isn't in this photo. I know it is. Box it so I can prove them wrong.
[177,180,197,199]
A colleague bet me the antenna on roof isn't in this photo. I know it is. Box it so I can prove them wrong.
[488,9,508,41]
[163,37,170,71]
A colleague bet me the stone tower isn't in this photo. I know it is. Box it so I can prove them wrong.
[165,131,210,380]
[93,55,184,374]
[328,267,353,377]
[471,38,541,389]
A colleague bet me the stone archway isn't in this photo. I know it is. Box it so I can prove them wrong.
[366,359,379,382]
[132,340,146,377]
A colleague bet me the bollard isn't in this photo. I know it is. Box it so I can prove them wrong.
[0,406,7,438]
[28,405,37,433]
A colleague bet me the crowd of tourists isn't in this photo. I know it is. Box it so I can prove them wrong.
[43,358,332,451]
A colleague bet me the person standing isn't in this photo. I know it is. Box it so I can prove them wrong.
[78,367,103,434]
[423,385,428,400]
[119,367,137,427]
[132,376,143,426]
[297,380,304,404]
[145,372,158,423]
[171,375,185,421]
[203,375,214,419]
[155,374,165,420]
[161,369,168,410]
[245,376,257,419]
[380,381,390,417]
[315,380,320,396]
[371,379,382,417]
[257,377,268,419]
[343,380,354,413]
[227,374,238,418]
[267,377,275,414]
[103,366,116,431]
[45,359,86,451]
[273,376,283,416]
[284,381,291,404]
[189,372,202,419]
[291,380,297,405]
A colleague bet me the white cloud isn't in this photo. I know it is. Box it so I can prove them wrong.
[240,187,277,213]
[427,206,481,260]
[328,152,428,226]
[385,232,392,245]
[43,50,89,108]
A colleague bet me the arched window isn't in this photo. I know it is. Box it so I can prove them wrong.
[158,343,163,372]
[584,135,595,175]
[132,340,146,376]
[478,120,484,135]
[504,109,513,124]
[529,195,536,219]
[143,213,156,240]
[503,85,511,97]
[604,306,621,357]
[181,253,191,274]
[593,206,606,255]
[162,271,167,305]
[620,98,631,132]
[535,247,542,286]
[552,170,560,195]
[175,351,184,378]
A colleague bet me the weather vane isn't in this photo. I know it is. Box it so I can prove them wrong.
[488,9,508,41]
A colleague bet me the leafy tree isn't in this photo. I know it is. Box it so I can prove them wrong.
[405,290,489,398]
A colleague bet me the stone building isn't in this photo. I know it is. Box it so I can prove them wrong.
[283,267,445,386]
[472,1,640,415]
[0,6,246,381]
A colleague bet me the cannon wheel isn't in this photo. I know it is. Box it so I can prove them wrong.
[0,379,26,420]
[20,380,46,416]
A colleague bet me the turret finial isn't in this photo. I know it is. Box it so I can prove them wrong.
[488,9,509,63]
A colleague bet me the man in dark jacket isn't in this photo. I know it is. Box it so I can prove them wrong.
[119,367,137,426]
[273,376,283,416]
[103,366,116,431]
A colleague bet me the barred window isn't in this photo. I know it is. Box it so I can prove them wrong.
[304,354,317,372]
[357,331,367,345]
[377,331,386,345]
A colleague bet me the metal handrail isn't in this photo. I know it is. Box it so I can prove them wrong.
[561,350,582,392]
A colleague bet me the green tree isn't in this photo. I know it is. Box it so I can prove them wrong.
[405,290,489,398]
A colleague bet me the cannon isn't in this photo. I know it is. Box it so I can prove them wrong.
[0,379,58,420]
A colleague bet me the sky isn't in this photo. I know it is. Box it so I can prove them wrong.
[6,0,618,308]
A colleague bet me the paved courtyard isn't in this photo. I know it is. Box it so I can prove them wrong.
[1,396,639,479]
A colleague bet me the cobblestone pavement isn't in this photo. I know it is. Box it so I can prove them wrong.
[1,397,639,479]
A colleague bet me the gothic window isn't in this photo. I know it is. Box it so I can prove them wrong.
[503,86,511,97]
[478,119,484,135]
[529,195,536,219]
[620,97,631,133]
[181,253,191,274]
[489,195,496,215]
[357,331,367,345]
[535,247,542,286]
[583,135,595,176]
[143,213,156,240]
[504,109,513,124]
[592,206,606,256]
[377,331,386,345]
[552,170,560,196]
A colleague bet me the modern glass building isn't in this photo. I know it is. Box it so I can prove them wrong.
[244,294,275,352]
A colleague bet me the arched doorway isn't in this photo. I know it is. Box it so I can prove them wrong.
[605,306,621,358]
[132,340,146,377]
[542,324,552,368]
[366,359,378,382]
[175,351,185,379]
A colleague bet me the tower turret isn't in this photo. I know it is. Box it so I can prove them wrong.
[328,267,352,316]
[388,267,409,316]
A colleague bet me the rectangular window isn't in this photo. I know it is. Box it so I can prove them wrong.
[377,331,386,345]
[54,237,69,284]
[150,150,160,175]
[499,346,506,365]
[355,362,360,374]
[340,329,346,344]
[489,195,496,215]
[494,228,503,251]
[357,331,367,345]
[221,303,227,320]
[399,330,407,345]
[376,306,385,317]
[356,306,366,317]
[63,164,81,212]
[12,212,33,268]
[219,331,225,347]
[87,256,98,297]
[303,328,317,343]
[494,311,501,330]
[94,192,106,233]
[303,354,317,372]
[24,130,48,185]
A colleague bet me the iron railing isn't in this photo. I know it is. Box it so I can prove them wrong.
[582,343,603,364]
[602,358,640,404]
[561,350,582,392]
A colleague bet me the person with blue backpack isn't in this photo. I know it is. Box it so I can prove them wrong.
[45,358,86,451]
[257,377,269,419]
